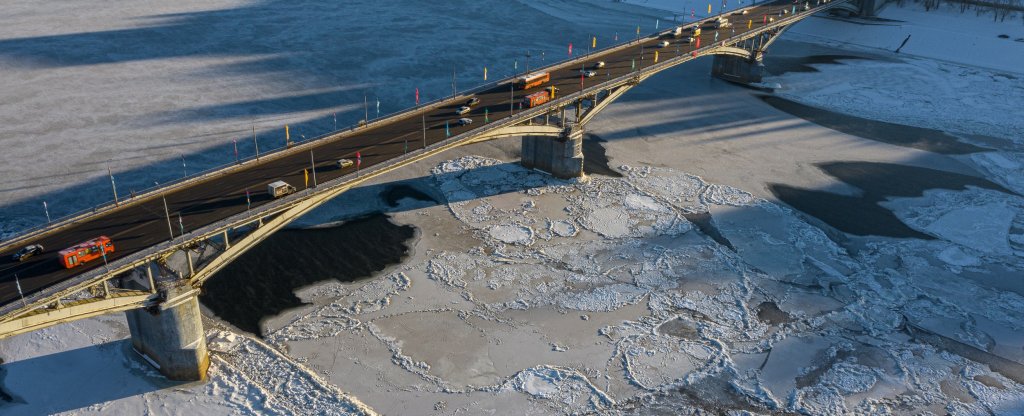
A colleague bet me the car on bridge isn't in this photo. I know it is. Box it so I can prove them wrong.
[465,97,481,106]
[457,118,473,126]
[593,61,606,69]
[11,244,43,262]
[580,70,597,78]
[657,41,670,48]
[337,158,354,169]
[679,36,695,44]
[267,180,297,198]
[455,106,471,115]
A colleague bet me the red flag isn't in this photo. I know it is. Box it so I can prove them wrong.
[356,151,361,168]
[763,15,767,24]
[415,88,419,105]
[568,42,573,57]
[696,37,701,48]
[692,51,697,57]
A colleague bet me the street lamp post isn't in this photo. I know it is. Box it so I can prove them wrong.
[157,181,174,240]
[253,124,260,162]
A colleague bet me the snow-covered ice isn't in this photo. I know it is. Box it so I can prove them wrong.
[3,0,1024,415]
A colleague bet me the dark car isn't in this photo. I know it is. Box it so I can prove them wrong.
[12,244,43,262]
[465,97,481,106]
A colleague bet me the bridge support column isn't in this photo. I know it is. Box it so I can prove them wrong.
[711,54,765,84]
[521,126,584,179]
[125,283,209,381]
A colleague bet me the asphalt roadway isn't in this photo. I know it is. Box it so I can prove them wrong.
[0,0,809,307]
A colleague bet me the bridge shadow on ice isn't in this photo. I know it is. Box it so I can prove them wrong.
[0,340,179,414]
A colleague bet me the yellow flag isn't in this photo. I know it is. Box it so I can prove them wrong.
[708,3,712,13]
[592,36,596,48]
[285,124,290,144]
[304,169,308,188]
[748,19,752,29]
[484,67,487,80]
[636,25,640,35]
[654,51,659,63]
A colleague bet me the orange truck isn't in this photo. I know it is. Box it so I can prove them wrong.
[523,86,559,108]
[59,236,114,269]
[515,72,550,90]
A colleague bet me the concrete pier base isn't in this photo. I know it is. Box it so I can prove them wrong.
[125,283,209,381]
[711,54,765,84]
[521,126,584,179]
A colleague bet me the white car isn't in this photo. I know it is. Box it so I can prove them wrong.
[580,70,597,78]
[593,61,606,69]
[455,106,471,115]
[457,118,473,126]
[657,41,670,48]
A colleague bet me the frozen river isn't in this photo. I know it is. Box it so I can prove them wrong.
[2,0,1024,415]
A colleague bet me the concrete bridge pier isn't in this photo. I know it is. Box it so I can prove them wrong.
[711,54,766,84]
[521,125,584,179]
[125,282,209,381]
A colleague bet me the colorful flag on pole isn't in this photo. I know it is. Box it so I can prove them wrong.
[748,19,752,29]
[655,19,659,30]
[415,88,419,105]
[304,169,309,188]
[445,121,450,137]
[285,125,290,144]
[178,214,184,236]
[233,139,239,161]
[356,151,361,168]
[631,58,635,70]
[246,190,251,210]
[654,50,659,63]
[485,108,489,123]
[707,3,712,14]
[568,42,573,57]
[636,25,640,36]
[515,60,518,71]
[691,9,695,18]
[376,98,380,118]
[763,14,767,24]
[696,37,701,48]
[592,36,596,48]
[484,67,488,80]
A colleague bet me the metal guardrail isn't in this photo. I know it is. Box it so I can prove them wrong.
[1,3,785,250]
[0,0,846,318]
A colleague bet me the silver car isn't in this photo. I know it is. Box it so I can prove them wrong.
[457,118,473,126]
[455,106,471,115]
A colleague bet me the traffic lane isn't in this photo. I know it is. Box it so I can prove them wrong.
[0,98,466,304]
[0,0,799,304]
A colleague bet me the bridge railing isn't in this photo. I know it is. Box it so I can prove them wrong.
[1,0,848,318]
[0,0,819,251]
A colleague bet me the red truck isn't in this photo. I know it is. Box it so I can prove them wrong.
[523,86,559,108]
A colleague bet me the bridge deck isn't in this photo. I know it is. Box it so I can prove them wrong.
[0,0,844,311]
